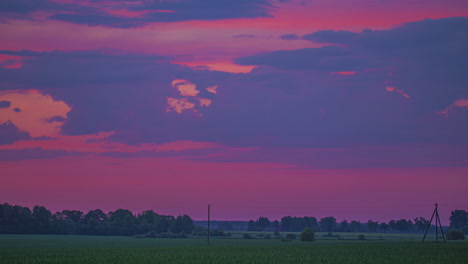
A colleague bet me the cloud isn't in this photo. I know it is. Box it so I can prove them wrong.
[302,30,359,44]
[0,0,58,14]
[206,85,218,94]
[0,90,71,137]
[279,34,299,40]
[0,49,171,89]
[0,148,84,161]
[166,80,218,115]
[166,97,197,114]
[1,17,467,150]
[172,79,200,97]
[0,100,11,108]
[236,17,468,112]
[1,0,275,28]
[235,45,364,72]
[0,121,31,145]
[0,49,226,141]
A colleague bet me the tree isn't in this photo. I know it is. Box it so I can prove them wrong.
[350,221,361,232]
[338,220,349,232]
[446,229,465,240]
[367,220,379,233]
[300,228,315,241]
[280,216,318,232]
[257,217,270,230]
[414,217,428,233]
[56,210,83,223]
[379,222,389,233]
[170,215,194,234]
[84,209,108,224]
[319,217,337,233]
[32,205,52,234]
[395,219,413,232]
[247,220,256,231]
[449,210,468,229]
[389,220,396,233]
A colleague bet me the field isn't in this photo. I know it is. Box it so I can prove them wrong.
[1,233,467,264]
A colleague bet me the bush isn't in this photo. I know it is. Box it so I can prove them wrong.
[357,235,366,240]
[273,231,281,238]
[242,233,253,239]
[285,233,297,240]
[264,234,272,239]
[446,229,465,240]
[211,229,228,236]
[280,238,292,242]
[300,228,315,242]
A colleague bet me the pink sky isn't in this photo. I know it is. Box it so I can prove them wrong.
[0,0,467,224]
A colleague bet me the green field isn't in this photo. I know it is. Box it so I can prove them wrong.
[0,234,467,264]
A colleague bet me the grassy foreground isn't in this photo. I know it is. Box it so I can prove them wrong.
[0,234,467,264]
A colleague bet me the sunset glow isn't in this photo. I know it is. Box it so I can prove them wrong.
[0,0,467,224]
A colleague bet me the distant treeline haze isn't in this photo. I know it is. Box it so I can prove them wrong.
[0,203,467,236]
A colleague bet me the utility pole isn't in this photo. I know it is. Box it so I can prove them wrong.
[422,203,446,243]
[207,204,211,245]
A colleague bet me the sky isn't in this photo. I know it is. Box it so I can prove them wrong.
[0,0,467,224]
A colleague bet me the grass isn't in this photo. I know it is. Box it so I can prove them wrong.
[0,234,467,263]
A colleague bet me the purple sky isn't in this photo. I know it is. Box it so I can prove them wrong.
[0,0,467,224]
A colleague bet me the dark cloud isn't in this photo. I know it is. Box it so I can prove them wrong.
[236,45,365,72]
[279,34,299,40]
[302,30,358,44]
[0,100,11,108]
[42,116,67,123]
[0,49,171,89]
[0,121,31,145]
[1,0,275,28]
[237,17,468,111]
[0,148,85,161]
[0,0,57,14]
[1,18,467,149]
[13,108,21,112]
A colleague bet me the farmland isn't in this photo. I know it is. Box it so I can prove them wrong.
[1,233,467,264]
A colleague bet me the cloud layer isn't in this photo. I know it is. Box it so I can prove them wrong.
[1,0,274,28]
[0,17,467,167]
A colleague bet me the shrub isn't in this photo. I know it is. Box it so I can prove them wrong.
[243,233,253,239]
[446,229,465,240]
[357,235,366,240]
[285,233,297,240]
[300,228,315,242]
[273,231,281,238]
[264,234,272,239]
[280,238,292,242]
[211,229,227,236]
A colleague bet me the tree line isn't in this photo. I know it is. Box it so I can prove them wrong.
[0,203,195,236]
[1,203,466,236]
[248,210,468,234]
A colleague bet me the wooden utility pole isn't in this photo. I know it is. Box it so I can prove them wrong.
[422,203,446,243]
[207,204,211,245]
